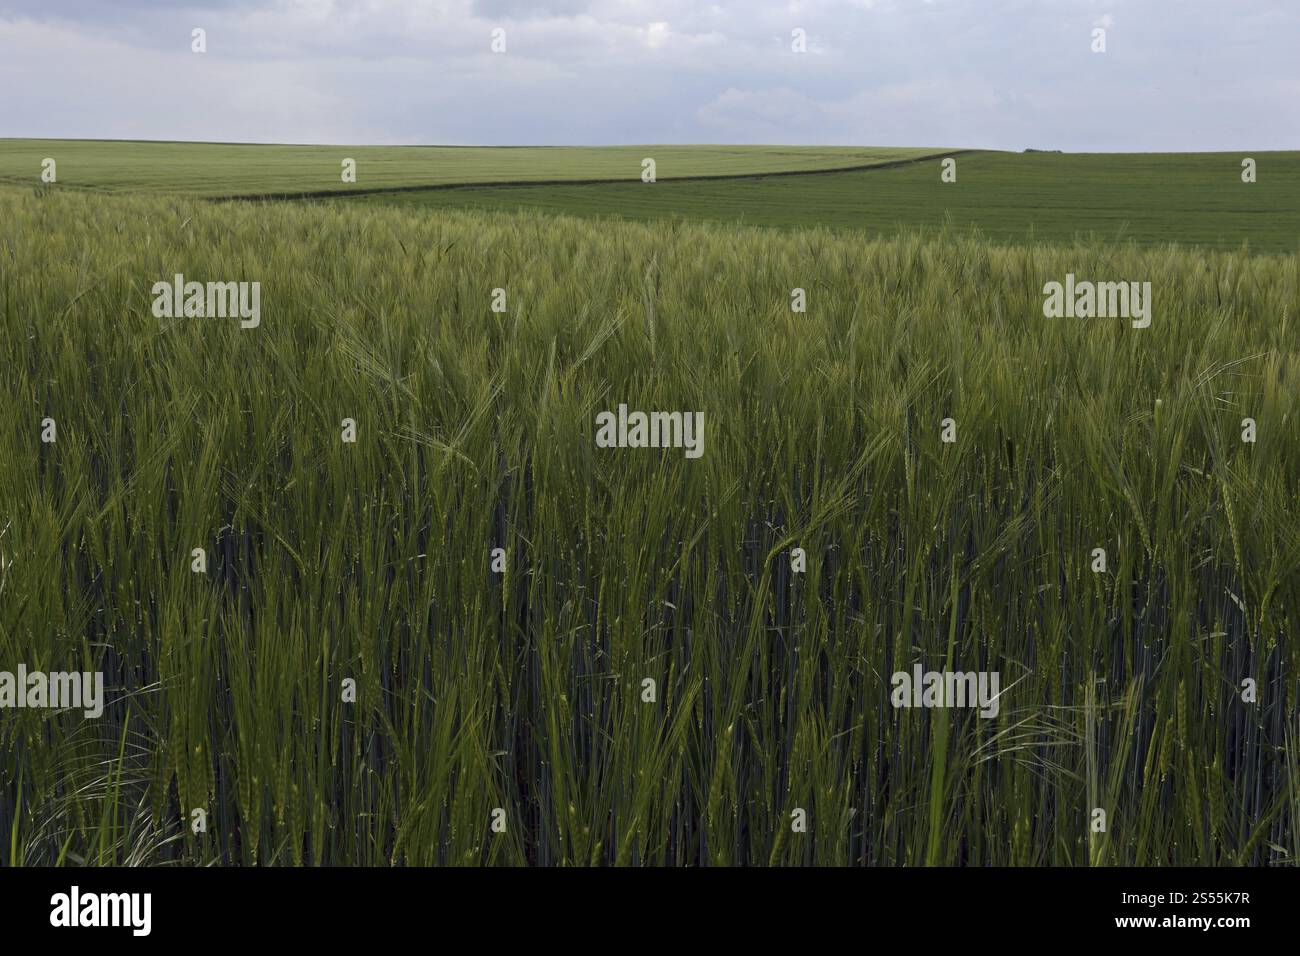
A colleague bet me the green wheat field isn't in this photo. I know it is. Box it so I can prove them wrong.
[0,141,1297,866]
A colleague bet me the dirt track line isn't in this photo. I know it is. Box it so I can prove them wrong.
[209,149,983,203]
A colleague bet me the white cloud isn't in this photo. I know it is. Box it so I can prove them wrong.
[0,0,1296,148]
[643,21,670,49]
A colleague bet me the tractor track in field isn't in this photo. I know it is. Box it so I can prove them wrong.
[207,149,982,203]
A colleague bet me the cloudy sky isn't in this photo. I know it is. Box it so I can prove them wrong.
[1,0,1296,150]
